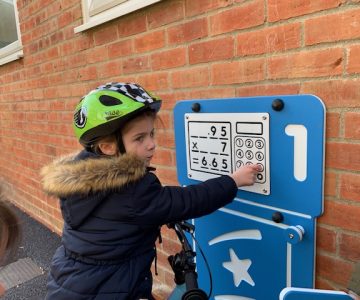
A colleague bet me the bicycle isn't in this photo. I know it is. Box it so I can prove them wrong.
[167,221,210,300]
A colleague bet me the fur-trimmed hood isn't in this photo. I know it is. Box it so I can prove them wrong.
[40,151,148,198]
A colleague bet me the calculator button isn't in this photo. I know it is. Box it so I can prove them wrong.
[236,149,244,158]
[255,139,264,149]
[236,160,244,168]
[257,173,264,181]
[255,151,264,161]
[245,139,253,148]
[235,137,244,147]
[256,163,264,172]
[245,150,254,160]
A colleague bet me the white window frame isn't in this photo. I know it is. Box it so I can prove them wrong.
[0,0,23,66]
[74,0,162,33]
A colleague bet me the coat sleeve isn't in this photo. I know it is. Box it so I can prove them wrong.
[131,173,238,225]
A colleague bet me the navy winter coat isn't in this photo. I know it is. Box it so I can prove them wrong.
[41,150,237,299]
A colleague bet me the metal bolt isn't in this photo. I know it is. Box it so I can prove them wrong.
[272,211,284,223]
[191,102,201,112]
[262,116,267,120]
[189,174,192,178]
[272,99,285,111]
[289,233,294,239]
[263,189,267,194]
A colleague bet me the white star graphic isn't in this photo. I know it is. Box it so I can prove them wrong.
[222,248,255,287]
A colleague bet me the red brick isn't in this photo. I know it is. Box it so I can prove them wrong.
[151,48,187,70]
[305,8,360,46]
[59,40,75,56]
[339,233,360,261]
[117,12,147,37]
[345,112,360,139]
[61,26,74,40]
[137,72,169,91]
[211,59,265,85]
[188,87,236,100]
[46,46,59,60]
[185,0,231,17]
[326,142,360,171]
[156,111,173,130]
[97,61,122,79]
[320,200,360,232]
[86,47,109,64]
[156,167,179,186]
[210,0,264,35]
[168,18,208,45]
[155,130,175,148]
[302,79,360,108]
[348,44,360,74]
[134,30,165,53]
[189,36,234,64]
[326,112,340,139]
[268,48,343,79]
[61,70,78,84]
[60,0,79,10]
[153,148,176,167]
[93,24,119,46]
[171,66,209,89]
[73,35,93,52]
[315,278,336,290]
[147,0,184,29]
[268,0,344,22]
[316,226,337,253]
[44,87,59,99]
[155,88,236,109]
[340,173,360,202]
[122,56,150,74]
[39,0,54,9]
[78,66,98,81]
[237,23,301,56]
[57,9,76,28]
[236,83,300,97]
[107,40,133,58]
[157,91,192,110]
[316,254,353,286]
[324,171,337,197]
[50,31,64,45]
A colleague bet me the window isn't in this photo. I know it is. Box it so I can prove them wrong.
[0,0,23,66]
[75,0,162,33]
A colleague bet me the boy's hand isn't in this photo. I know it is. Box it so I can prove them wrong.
[230,164,261,187]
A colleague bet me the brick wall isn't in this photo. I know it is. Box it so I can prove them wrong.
[0,0,359,297]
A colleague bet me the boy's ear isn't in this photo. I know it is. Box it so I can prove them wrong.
[98,142,117,156]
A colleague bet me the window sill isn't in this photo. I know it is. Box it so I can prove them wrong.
[74,0,162,33]
[0,43,23,66]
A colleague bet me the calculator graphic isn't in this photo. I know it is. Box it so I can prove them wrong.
[185,113,270,195]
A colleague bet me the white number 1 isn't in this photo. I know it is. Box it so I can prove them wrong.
[285,124,307,181]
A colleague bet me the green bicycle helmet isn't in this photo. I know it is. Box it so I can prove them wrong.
[73,82,161,152]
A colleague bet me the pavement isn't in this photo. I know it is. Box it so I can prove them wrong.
[0,204,61,300]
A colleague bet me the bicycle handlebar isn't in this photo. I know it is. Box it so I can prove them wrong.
[167,221,208,300]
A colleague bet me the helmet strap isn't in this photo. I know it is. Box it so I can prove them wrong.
[116,133,126,154]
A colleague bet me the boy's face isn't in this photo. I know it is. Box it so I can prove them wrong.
[122,114,156,166]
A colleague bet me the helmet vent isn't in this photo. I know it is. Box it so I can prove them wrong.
[99,95,122,106]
